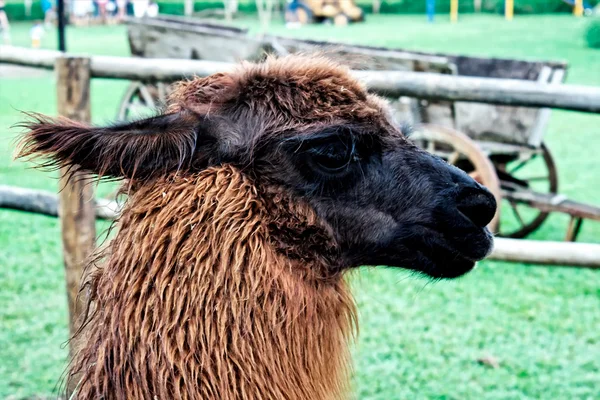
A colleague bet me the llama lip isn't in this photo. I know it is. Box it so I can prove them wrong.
[413,227,494,278]
[415,245,477,279]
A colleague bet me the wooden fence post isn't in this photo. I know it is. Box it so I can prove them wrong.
[55,56,95,395]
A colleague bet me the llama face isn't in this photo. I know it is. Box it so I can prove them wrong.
[17,55,495,279]
[250,119,496,279]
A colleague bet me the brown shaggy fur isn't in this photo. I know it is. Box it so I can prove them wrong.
[70,167,356,399]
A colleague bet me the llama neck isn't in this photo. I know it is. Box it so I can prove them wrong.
[71,166,356,400]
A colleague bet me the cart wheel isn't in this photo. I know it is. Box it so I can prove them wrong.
[117,81,170,121]
[411,124,501,232]
[496,143,558,239]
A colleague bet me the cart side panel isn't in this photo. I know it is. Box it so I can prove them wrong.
[450,57,545,79]
[126,18,265,63]
[454,103,539,144]
[451,58,558,145]
[272,37,454,73]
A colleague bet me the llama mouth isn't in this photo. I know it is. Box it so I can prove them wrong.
[412,227,494,279]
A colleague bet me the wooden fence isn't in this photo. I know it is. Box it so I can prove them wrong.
[2,46,600,379]
[3,45,600,112]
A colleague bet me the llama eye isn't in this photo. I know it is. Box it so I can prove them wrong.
[310,143,355,173]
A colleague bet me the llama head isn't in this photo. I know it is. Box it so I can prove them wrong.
[17,54,495,279]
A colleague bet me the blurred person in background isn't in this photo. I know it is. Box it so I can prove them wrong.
[41,0,56,28]
[92,0,98,18]
[106,0,118,20]
[98,0,109,22]
[30,20,44,48]
[147,0,159,17]
[0,0,10,44]
[117,0,127,21]
[126,0,134,16]
[132,0,149,18]
[72,0,93,25]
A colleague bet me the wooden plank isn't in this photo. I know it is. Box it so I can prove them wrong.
[2,45,600,113]
[0,185,120,219]
[55,56,95,395]
[503,189,600,221]
[490,238,600,267]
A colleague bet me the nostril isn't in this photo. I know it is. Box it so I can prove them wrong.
[456,188,497,228]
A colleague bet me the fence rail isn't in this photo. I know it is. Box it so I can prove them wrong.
[3,45,600,113]
[0,185,119,219]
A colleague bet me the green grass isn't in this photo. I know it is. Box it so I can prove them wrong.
[1,14,600,399]
[587,18,600,49]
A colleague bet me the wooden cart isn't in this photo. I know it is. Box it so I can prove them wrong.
[120,16,265,120]
[119,16,600,241]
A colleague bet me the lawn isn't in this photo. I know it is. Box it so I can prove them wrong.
[1,13,600,399]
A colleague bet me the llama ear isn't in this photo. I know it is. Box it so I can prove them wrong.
[15,111,225,181]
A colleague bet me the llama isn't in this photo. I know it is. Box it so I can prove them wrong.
[17,54,496,399]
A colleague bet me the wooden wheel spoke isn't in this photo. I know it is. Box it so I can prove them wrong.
[498,143,558,239]
[447,151,460,165]
[125,87,158,120]
[128,100,149,111]
[469,170,484,185]
[508,200,526,227]
[157,82,170,103]
[509,156,534,174]
[138,85,157,108]
[427,140,435,154]
[520,175,549,182]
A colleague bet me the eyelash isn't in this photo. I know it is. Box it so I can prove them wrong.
[309,138,367,176]
[282,126,378,178]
